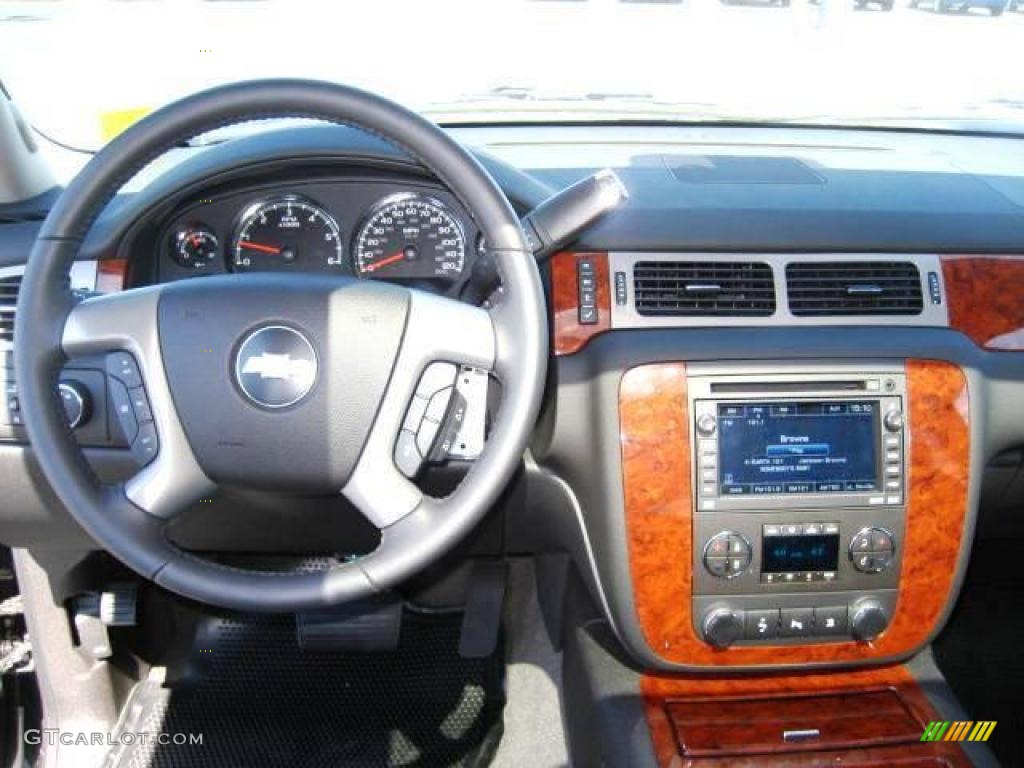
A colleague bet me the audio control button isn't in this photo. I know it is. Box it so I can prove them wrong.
[883,409,904,432]
[780,608,813,638]
[745,609,779,640]
[695,413,718,437]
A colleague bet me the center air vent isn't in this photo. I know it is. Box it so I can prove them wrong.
[0,274,21,343]
[786,261,923,316]
[633,261,775,317]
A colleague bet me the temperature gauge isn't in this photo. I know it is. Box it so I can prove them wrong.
[171,225,219,269]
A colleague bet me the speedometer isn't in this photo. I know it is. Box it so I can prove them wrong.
[232,196,343,272]
[353,194,466,280]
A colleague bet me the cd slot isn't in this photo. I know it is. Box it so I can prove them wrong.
[710,380,868,394]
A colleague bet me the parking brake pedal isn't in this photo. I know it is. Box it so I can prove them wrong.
[297,593,403,652]
[459,560,507,659]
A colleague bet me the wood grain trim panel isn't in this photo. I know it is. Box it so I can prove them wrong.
[942,255,1024,351]
[96,258,129,293]
[641,665,969,767]
[550,251,611,356]
[619,360,969,667]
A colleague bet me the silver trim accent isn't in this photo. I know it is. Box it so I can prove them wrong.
[57,382,86,430]
[341,290,496,529]
[783,729,821,743]
[62,287,215,518]
[608,252,950,329]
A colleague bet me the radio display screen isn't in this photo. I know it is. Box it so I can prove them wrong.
[717,401,879,496]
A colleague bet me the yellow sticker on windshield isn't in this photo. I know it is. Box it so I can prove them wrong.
[99,107,151,141]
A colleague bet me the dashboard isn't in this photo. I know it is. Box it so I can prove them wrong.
[3,121,1024,680]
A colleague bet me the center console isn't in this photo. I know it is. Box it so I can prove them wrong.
[688,367,907,648]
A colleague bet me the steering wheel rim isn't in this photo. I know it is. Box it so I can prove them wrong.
[14,79,547,612]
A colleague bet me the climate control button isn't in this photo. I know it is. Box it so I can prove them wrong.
[850,527,895,573]
[703,531,752,579]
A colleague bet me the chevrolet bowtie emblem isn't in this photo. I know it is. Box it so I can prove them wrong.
[234,325,318,409]
[241,352,316,382]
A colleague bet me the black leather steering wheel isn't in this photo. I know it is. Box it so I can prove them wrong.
[14,80,547,612]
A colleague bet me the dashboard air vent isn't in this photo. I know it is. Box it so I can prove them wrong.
[633,261,775,317]
[0,274,21,343]
[786,261,923,316]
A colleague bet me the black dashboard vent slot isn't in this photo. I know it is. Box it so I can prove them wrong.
[0,274,21,343]
[786,261,923,316]
[633,261,775,317]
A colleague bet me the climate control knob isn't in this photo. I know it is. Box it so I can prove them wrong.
[703,608,744,649]
[850,599,889,642]
[696,413,717,437]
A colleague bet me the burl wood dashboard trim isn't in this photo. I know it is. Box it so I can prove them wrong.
[641,665,969,767]
[619,360,969,667]
[942,254,1024,351]
[550,251,611,356]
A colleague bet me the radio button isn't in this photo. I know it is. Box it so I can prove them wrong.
[814,606,848,636]
[804,523,822,536]
[745,609,780,640]
[823,523,840,535]
[885,435,901,448]
[782,524,802,536]
[700,455,717,469]
[884,409,904,432]
[696,413,718,437]
[701,484,717,497]
[763,524,781,537]
[780,608,814,638]
[701,469,715,483]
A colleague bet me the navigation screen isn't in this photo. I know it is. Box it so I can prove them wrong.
[717,401,879,496]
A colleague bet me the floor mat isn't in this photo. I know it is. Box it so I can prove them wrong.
[105,610,505,768]
[932,541,1024,767]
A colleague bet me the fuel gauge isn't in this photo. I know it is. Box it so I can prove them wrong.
[171,225,219,269]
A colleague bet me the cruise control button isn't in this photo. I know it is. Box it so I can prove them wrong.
[106,352,142,389]
[780,608,814,638]
[394,430,423,478]
[424,386,454,424]
[745,609,779,640]
[415,417,442,456]
[131,423,159,465]
[415,362,457,398]
[814,606,848,636]
[402,395,430,432]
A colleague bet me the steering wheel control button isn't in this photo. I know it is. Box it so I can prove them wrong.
[401,395,430,433]
[106,352,143,389]
[58,380,91,430]
[745,609,780,640]
[394,430,423,479]
[132,423,159,466]
[128,387,153,423]
[110,379,139,444]
[702,608,744,649]
[415,362,457,399]
[234,325,318,409]
[850,527,895,573]
[415,418,442,456]
[425,387,454,424]
[780,607,814,638]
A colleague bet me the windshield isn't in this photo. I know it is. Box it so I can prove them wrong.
[1,0,1021,178]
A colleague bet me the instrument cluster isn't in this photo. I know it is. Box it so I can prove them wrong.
[159,180,478,288]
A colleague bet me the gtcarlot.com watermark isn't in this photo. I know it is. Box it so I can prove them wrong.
[25,729,203,747]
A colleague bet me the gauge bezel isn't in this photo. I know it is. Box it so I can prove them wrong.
[170,223,219,270]
[352,192,467,280]
[230,194,343,273]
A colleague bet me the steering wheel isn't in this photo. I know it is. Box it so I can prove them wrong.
[14,80,547,612]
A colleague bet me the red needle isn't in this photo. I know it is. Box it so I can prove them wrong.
[366,250,405,272]
[238,241,282,255]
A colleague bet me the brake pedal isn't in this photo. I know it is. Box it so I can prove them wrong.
[459,560,507,659]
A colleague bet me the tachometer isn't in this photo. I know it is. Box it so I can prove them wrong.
[354,194,465,280]
[232,196,343,272]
